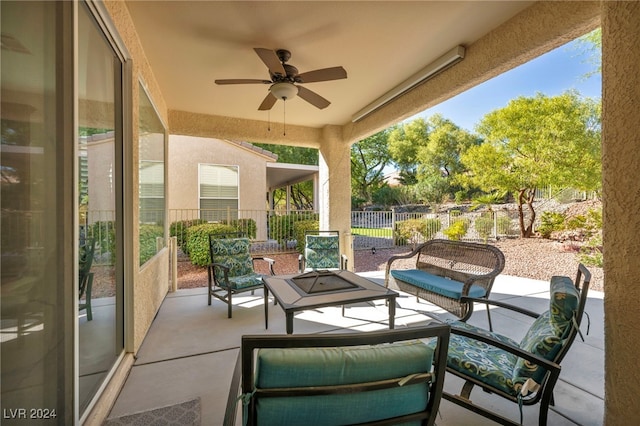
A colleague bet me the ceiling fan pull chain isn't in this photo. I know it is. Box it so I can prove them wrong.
[283,100,286,136]
[267,110,271,132]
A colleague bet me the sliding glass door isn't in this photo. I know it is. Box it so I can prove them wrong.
[77,2,125,416]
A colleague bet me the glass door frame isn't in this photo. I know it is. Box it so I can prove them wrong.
[75,0,133,422]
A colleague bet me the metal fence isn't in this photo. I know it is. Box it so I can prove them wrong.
[167,207,521,256]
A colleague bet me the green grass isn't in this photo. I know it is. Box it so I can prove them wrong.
[351,227,393,237]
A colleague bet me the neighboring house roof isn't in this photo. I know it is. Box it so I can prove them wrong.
[226,139,278,161]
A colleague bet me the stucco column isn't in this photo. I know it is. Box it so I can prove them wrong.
[602,2,640,423]
[318,125,354,270]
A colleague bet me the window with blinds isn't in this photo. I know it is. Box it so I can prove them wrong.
[139,160,165,223]
[199,164,239,221]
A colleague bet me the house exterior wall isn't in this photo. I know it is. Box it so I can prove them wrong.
[168,135,272,240]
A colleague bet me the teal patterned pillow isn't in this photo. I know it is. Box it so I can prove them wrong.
[305,235,340,269]
[512,276,578,392]
[210,238,254,281]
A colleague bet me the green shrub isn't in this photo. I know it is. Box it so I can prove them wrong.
[395,218,441,248]
[538,211,565,239]
[91,221,116,263]
[268,212,318,245]
[230,218,257,239]
[170,219,207,254]
[185,223,238,267]
[579,232,603,267]
[475,216,494,243]
[140,224,163,266]
[292,220,319,253]
[497,216,515,236]
[443,218,469,241]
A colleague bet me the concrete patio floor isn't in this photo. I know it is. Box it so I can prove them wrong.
[107,271,604,425]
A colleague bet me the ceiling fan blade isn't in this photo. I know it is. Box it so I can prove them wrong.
[297,66,347,83]
[254,48,286,77]
[215,79,271,85]
[258,93,277,111]
[297,86,331,109]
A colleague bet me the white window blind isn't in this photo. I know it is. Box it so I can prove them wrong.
[199,164,239,221]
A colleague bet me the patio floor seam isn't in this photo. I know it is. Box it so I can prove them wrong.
[134,346,239,367]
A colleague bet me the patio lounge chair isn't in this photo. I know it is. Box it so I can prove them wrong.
[439,263,591,426]
[224,324,450,426]
[207,233,275,318]
[298,230,348,272]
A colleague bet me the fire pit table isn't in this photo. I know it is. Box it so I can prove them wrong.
[263,270,398,334]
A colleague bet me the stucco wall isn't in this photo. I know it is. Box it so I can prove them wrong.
[134,249,170,351]
[602,2,640,423]
[168,135,272,240]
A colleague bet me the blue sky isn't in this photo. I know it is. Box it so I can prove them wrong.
[411,37,602,132]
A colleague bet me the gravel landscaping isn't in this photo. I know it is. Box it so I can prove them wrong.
[177,237,604,292]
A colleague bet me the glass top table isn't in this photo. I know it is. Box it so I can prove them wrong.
[263,270,398,334]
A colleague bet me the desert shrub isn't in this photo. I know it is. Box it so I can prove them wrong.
[497,216,515,236]
[475,216,494,243]
[292,220,320,253]
[395,218,441,248]
[443,218,470,241]
[140,224,163,265]
[579,231,603,267]
[185,223,238,267]
[170,219,207,254]
[538,212,565,239]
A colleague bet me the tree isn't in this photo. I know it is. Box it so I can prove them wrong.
[252,142,318,210]
[459,91,601,237]
[575,28,601,78]
[388,115,480,204]
[350,129,394,205]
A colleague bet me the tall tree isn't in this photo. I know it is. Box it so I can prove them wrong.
[388,115,479,204]
[350,129,394,204]
[459,91,601,237]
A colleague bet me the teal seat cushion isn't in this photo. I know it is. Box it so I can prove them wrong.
[253,340,433,425]
[443,275,579,396]
[390,269,486,299]
[227,273,263,290]
[440,321,522,396]
[305,235,340,269]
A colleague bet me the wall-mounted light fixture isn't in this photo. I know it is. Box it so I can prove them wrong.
[351,45,465,122]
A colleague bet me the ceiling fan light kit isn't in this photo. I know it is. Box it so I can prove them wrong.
[270,82,299,101]
[351,45,466,122]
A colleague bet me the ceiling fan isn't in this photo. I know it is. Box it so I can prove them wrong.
[215,48,347,110]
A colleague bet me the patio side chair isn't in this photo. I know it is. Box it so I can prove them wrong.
[439,263,591,426]
[298,230,348,273]
[224,323,450,426]
[79,237,96,321]
[207,233,275,318]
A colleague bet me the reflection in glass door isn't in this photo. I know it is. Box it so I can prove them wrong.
[78,3,124,415]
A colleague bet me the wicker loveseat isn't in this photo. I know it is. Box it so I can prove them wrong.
[385,239,505,325]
